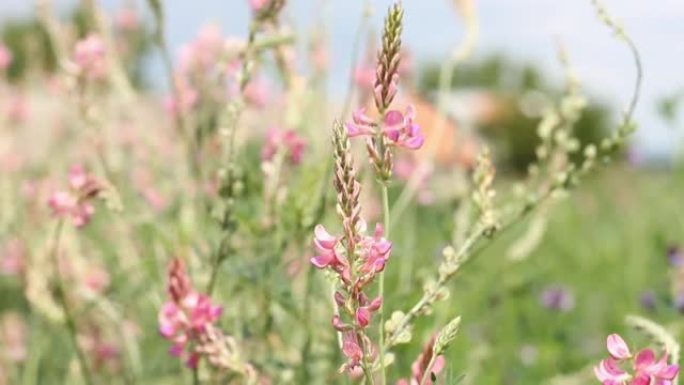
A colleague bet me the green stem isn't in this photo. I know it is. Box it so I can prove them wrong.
[50,220,95,385]
[378,184,390,385]
[192,366,200,385]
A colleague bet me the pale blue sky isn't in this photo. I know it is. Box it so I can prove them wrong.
[1,0,682,159]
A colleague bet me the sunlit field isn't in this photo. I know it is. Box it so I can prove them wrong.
[0,1,683,384]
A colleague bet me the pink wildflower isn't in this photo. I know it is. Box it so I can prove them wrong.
[594,333,679,385]
[250,0,270,12]
[311,222,390,332]
[0,43,13,72]
[48,164,102,227]
[79,328,120,371]
[158,258,223,368]
[346,105,424,150]
[0,238,26,276]
[73,34,107,80]
[341,331,363,368]
[114,8,139,31]
[163,75,199,115]
[244,78,270,108]
[178,24,224,73]
[261,127,307,165]
[357,223,392,274]
[83,265,111,294]
[310,224,349,278]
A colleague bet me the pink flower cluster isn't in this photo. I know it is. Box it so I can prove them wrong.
[178,24,225,73]
[594,333,679,385]
[261,127,306,165]
[311,222,391,285]
[163,75,199,116]
[346,105,424,150]
[0,43,13,72]
[311,222,391,370]
[73,34,107,80]
[48,164,102,227]
[158,258,223,368]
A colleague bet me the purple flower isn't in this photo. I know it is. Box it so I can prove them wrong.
[639,290,657,312]
[674,291,684,313]
[667,246,683,267]
[540,285,575,312]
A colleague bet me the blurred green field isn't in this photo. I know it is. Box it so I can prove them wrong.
[385,165,684,384]
[3,164,682,384]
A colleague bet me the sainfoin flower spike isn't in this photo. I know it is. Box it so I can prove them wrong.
[310,121,392,376]
[343,2,423,182]
[48,164,102,227]
[158,257,223,368]
[594,333,679,385]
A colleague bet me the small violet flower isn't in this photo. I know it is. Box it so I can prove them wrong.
[540,284,575,312]
[48,164,102,227]
[345,105,424,150]
[667,245,683,267]
[594,333,679,385]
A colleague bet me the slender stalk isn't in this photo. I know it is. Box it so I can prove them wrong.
[358,329,376,385]
[378,184,390,385]
[419,354,438,385]
[50,220,94,385]
[192,366,200,385]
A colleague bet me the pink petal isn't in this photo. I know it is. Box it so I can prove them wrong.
[635,348,656,369]
[383,110,404,127]
[310,254,333,268]
[607,334,632,360]
[595,359,627,382]
[403,135,425,150]
[367,296,383,311]
[405,104,416,120]
[355,307,371,327]
[353,107,374,126]
[630,373,651,385]
[373,223,384,239]
[432,355,446,374]
[659,364,680,380]
[314,224,337,249]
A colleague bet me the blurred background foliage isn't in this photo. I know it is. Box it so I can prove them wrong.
[420,55,613,172]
